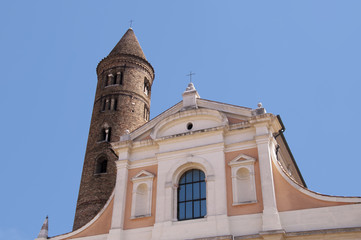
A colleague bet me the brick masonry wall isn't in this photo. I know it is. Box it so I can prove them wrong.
[73,54,154,230]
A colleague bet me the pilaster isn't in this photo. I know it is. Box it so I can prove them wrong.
[107,159,130,240]
[255,123,282,232]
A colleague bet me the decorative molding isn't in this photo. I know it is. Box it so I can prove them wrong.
[229,154,257,205]
[131,170,155,218]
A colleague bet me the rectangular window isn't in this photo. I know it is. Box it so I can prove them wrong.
[120,72,123,85]
[102,99,106,111]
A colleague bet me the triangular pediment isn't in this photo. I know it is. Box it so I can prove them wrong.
[126,98,254,142]
[131,170,155,182]
[229,153,256,167]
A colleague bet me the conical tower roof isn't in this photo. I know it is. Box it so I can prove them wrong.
[37,216,48,239]
[107,28,147,60]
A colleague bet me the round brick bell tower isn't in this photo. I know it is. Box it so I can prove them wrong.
[73,28,154,230]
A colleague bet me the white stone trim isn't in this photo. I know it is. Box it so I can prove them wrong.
[150,108,228,140]
[130,102,183,140]
[165,155,215,185]
[228,154,257,205]
[272,157,361,202]
[162,155,215,221]
[224,141,257,152]
[129,98,253,141]
[130,170,154,218]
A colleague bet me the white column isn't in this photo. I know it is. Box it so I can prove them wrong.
[255,123,282,232]
[152,163,170,240]
[107,160,129,240]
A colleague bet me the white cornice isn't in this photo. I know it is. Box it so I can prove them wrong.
[272,157,361,202]
[156,142,225,161]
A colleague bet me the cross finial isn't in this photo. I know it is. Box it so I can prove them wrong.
[186,71,196,83]
[129,20,134,28]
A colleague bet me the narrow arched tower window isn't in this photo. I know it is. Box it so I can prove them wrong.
[106,74,114,86]
[101,98,106,111]
[144,78,150,96]
[95,157,108,174]
[144,105,149,121]
[177,169,206,220]
[100,127,111,142]
[113,97,118,111]
[116,72,123,85]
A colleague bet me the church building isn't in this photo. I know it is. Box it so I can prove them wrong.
[36,28,361,240]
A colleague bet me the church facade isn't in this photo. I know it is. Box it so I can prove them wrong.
[36,29,361,240]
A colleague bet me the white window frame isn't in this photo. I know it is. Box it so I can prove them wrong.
[131,170,154,218]
[228,153,257,205]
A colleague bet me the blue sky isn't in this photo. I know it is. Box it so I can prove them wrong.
[1,1,361,239]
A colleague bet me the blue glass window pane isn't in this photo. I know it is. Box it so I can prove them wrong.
[179,202,185,220]
[201,200,207,216]
[193,182,200,200]
[199,171,205,181]
[179,175,186,184]
[179,184,185,202]
[186,184,193,201]
[186,202,193,219]
[194,201,200,218]
[193,169,199,181]
[178,169,206,221]
[200,181,206,198]
[186,171,192,183]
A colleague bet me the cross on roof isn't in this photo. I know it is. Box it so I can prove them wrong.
[186,71,196,83]
[129,20,134,28]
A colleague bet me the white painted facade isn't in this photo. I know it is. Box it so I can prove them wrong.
[42,84,361,240]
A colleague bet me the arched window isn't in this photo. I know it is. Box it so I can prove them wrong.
[144,105,149,121]
[95,157,107,174]
[106,74,114,86]
[177,169,206,221]
[116,72,123,85]
[144,78,150,96]
[100,127,111,142]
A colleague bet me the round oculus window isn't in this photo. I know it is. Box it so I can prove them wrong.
[187,122,193,130]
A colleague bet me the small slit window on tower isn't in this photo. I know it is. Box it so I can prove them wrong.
[113,97,118,111]
[144,78,150,96]
[95,156,108,174]
[100,127,111,142]
[144,105,149,121]
[107,98,111,110]
[106,74,114,86]
[116,72,123,85]
[101,98,106,111]
[110,98,115,111]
